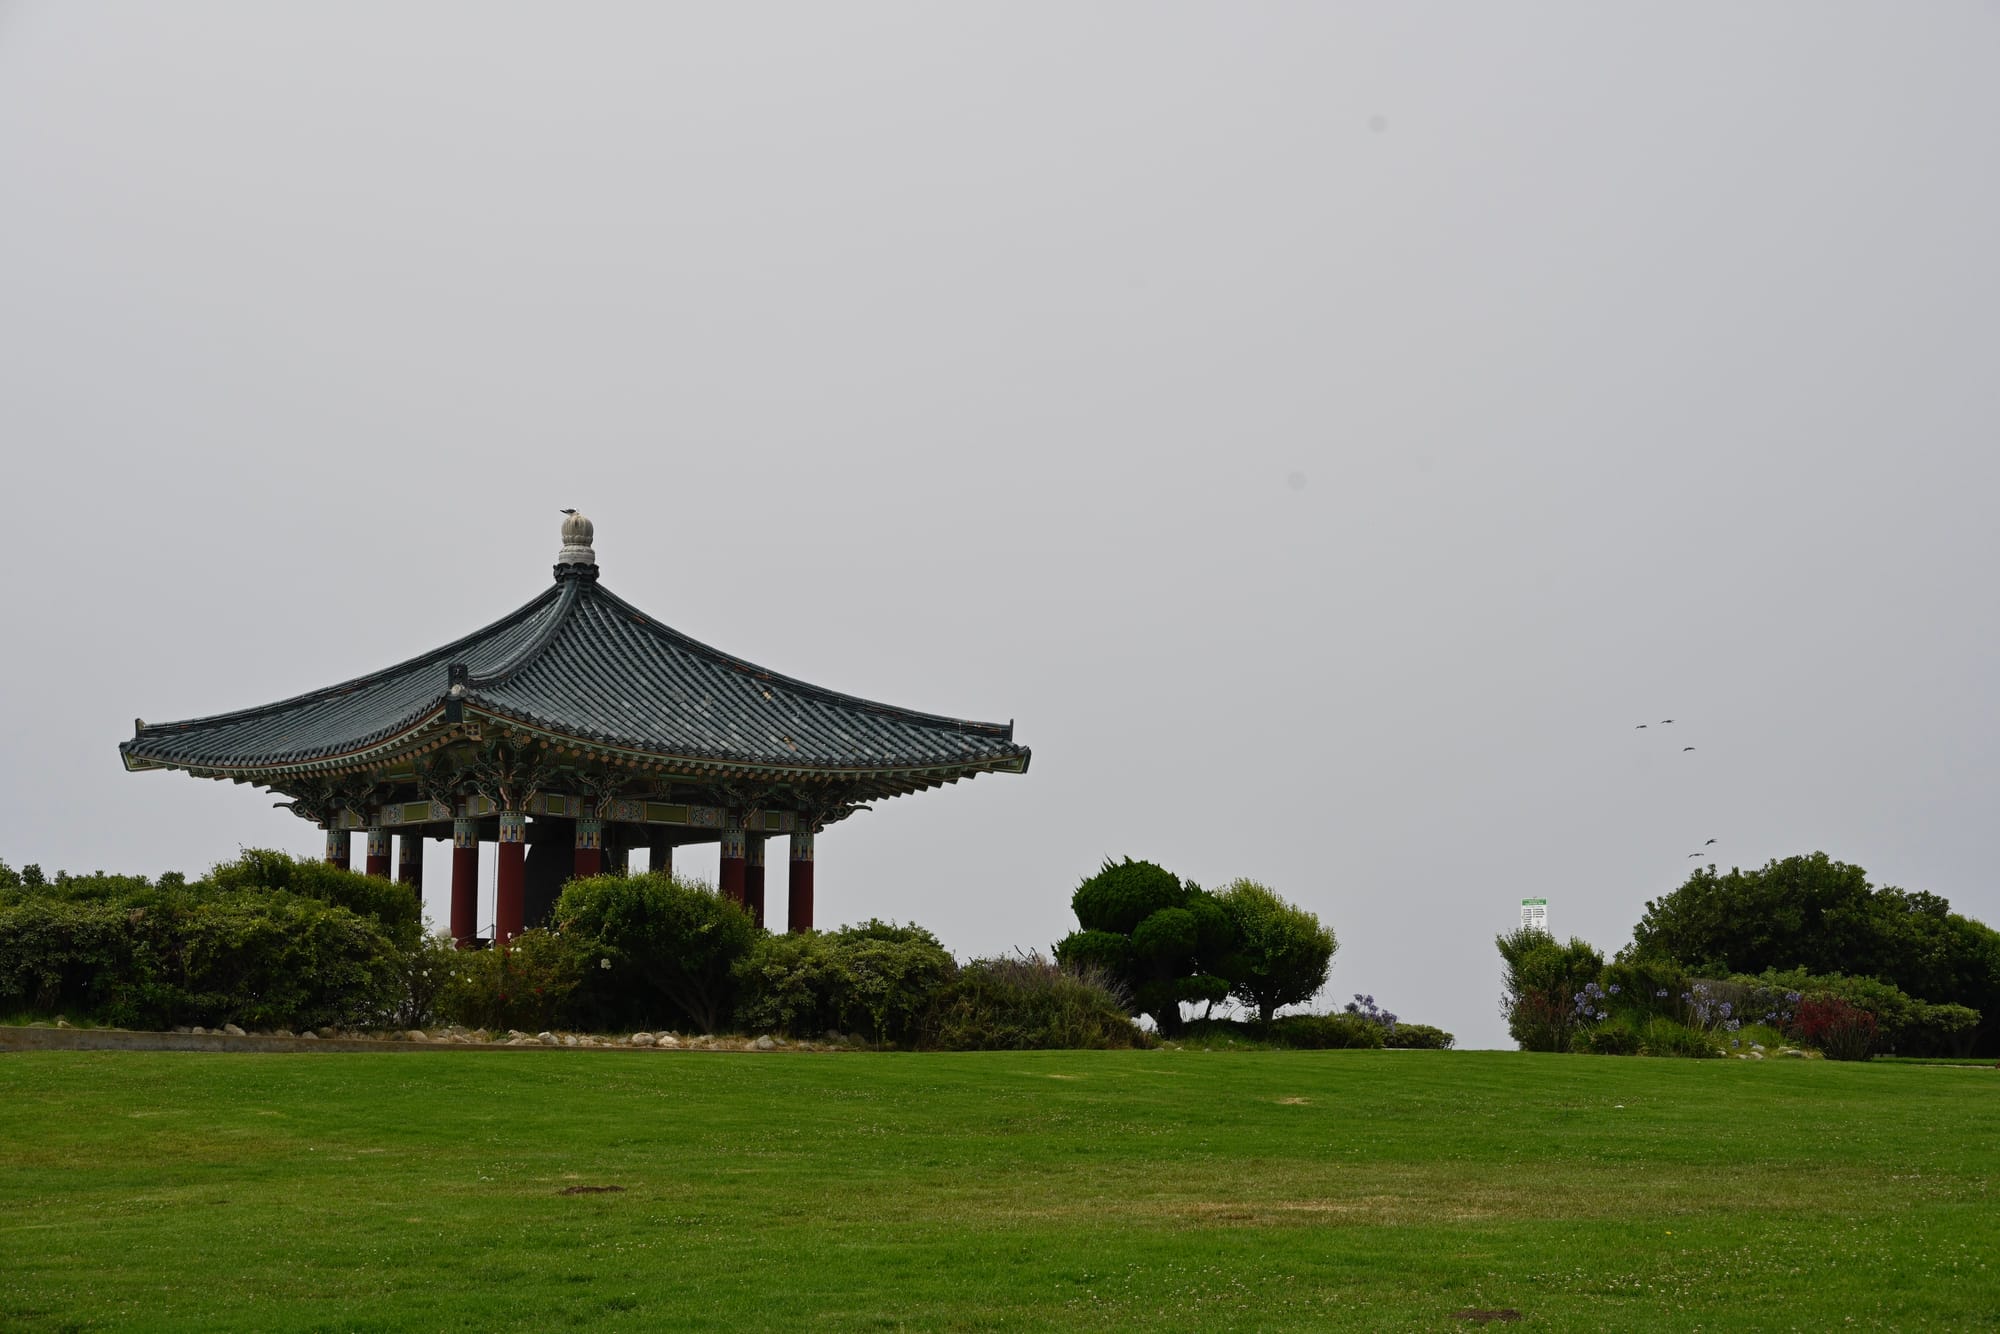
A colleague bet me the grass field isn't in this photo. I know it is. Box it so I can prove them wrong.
[2,1048,1995,1331]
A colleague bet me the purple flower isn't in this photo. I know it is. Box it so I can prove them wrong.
[1656,989,1669,998]
[1719,1002,1732,1018]
[1607,984,1621,995]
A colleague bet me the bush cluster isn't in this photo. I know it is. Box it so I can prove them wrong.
[3,856,1372,1054]
[1632,852,2000,1056]
[0,855,405,1031]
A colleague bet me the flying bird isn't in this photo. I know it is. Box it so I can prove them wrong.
[1705,838,1717,845]
[1661,719,1674,724]
[1635,724,1648,729]
[1688,852,1703,858]
[1684,746,1696,752]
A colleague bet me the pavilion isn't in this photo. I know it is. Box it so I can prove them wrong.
[119,513,1030,944]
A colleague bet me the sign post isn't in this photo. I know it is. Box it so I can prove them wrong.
[1520,897,1549,934]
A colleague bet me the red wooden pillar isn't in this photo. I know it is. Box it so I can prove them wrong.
[324,826,351,870]
[398,831,424,896]
[450,815,479,947]
[365,826,392,879]
[719,824,747,907]
[495,812,527,944]
[574,814,603,880]
[787,828,814,934]
[744,835,766,929]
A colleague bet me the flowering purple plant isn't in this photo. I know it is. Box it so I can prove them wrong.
[1343,994,1399,1032]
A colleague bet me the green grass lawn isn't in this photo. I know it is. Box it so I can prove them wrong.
[2,1049,1995,1331]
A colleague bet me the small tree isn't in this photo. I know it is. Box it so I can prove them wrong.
[1215,879,1336,1023]
[1497,927,1604,1052]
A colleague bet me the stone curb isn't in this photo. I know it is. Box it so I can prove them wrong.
[0,1027,842,1055]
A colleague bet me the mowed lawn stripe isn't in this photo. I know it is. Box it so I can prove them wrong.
[1,1049,1995,1330]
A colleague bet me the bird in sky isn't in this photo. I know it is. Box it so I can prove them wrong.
[1636,724,1648,729]
[1661,719,1674,724]
[1688,852,1703,858]
[1705,838,1717,845]
[1684,746,1696,752]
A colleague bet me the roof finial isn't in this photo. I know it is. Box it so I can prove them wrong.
[556,509,596,571]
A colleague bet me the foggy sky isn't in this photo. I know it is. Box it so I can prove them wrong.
[3,4,1995,1048]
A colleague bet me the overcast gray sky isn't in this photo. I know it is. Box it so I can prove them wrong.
[3,4,1996,1048]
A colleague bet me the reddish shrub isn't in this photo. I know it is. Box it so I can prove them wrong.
[1793,995,1878,1061]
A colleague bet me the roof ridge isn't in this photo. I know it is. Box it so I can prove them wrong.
[461,575,586,692]
[581,583,1016,741]
[127,584,566,739]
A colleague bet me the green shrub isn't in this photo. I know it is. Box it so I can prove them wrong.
[1265,1013,1385,1050]
[0,897,146,1018]
[174,896,402,1031]
[203,849,422,948]
[0,889,401,1031]
[555,872,756,1033]
[733,931,842,1037]
[1498,928,1604,1052]
[1383,1022,1455,1050]
[395,933,463,1029]
[922,954,1142,1051]
[1637,1017,1722,1059]
[437,929,587,1032]
[819,921,957,1046]
[1600,956,1689,1021]
[1576,1021,1642,1055]
[731,920,956,1045]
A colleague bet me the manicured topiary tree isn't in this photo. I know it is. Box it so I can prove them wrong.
[1054,858,1234,1036]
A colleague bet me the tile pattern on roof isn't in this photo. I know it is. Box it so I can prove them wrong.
[121,579,1026,777]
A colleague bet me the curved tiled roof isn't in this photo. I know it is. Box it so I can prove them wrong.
[120,570,1028,782]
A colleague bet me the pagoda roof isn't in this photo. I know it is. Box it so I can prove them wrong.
[121,523,1029,799]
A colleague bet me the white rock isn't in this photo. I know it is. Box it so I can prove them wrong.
[537,1031,558,1045]
[754,1035,777,1051]
[223,1023,247,1037]
[190,1026,207,1035]
[631,1033,656,1047]
[406,1030,429,1042]
[657,1035,679,1048]
[562,1034,579,1048]
[55,1017,71,1029]
[300,1031,319,1040]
